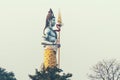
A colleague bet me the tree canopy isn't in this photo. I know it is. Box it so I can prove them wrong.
[88,59,120,80]
[29,66,72,80]
[0,67,16,80]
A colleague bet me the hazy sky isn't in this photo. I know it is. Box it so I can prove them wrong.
[0,0,120,80]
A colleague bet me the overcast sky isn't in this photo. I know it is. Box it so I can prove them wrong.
[0,0,120,80]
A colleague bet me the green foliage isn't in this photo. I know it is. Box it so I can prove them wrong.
[29,66,72,80]
[0,67,17,80]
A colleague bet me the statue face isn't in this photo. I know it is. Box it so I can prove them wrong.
[51,18,55,27]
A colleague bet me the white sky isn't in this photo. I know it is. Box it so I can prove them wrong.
[0,0,120,80]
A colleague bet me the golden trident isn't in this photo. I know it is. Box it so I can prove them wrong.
[57,9,62,68]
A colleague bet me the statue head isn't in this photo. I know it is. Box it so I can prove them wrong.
[46,9,55,27]
[43,9,56,35]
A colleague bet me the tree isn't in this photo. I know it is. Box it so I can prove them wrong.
[88,59,120,80]
[0,67,17,80]
[29,66,72,80]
